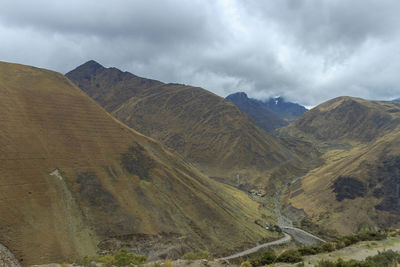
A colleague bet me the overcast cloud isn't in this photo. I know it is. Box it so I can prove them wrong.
[1,0,400,106]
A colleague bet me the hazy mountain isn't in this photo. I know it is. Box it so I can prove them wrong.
[279,96,400,234]
[66,61,312,186]
[226,92,307,132]
[0,61,277,265]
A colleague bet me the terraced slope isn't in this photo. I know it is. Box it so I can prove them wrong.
[279,97,400,234]
[0,61,277,265]
[66,61,309,185]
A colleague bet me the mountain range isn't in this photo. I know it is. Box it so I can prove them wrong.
[226,92,307,132]
[2,59,400,266]
[66,61,313,187]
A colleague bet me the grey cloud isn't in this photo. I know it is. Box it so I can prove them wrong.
[0,0,400,106]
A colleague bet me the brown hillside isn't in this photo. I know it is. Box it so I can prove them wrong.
[0,61,277,265]
[284,96,400,143]
[279,97,400,234]
[66,61,311,185]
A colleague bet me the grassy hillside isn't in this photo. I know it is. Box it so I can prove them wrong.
[0,61,278,265]
[279,97,400,234]
[66,61,312,186]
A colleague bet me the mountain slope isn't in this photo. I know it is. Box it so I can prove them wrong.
[225,92,287,132]
[0,61,278,265]
[226,92,307,132]
[66,61,309,185]
[279,96,400,234]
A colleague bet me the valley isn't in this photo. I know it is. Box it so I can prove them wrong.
[2,1,400,266]
[0,61,399,266]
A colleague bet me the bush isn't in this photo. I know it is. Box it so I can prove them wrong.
[164,259,173,267]
[240,260,252,267]
[182,250,213,260]
[276,249,302,263]
[317,250,400,267]
[93,248,146,267]
[250,249,276,266]
[298,245,323,256]
[321,242,336,252]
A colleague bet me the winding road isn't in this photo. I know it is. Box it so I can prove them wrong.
[218,166,326,260]
[217,233,292,260]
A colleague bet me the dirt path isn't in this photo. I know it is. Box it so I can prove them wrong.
[217,233,292,260]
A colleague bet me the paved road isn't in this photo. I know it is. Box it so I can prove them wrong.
[217,233,291,260]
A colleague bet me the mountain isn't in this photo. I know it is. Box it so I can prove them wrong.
[0,61,278,265]
[226,92,307,132]
[66,61,311,186]
[279,96,400,234]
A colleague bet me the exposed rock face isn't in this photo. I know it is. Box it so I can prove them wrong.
[0,244,20,267]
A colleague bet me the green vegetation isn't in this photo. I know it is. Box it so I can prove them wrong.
[297,231,387,257]
[317,250,400,267]
[250,249,302,266]
[182,250,213,260]
[77,248,146,266]
[250,249,276,266]
[276,249,303,263]
[247,230,387,266]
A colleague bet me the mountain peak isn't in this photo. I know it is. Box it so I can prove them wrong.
[226,92,249,100]
[80,60,104,71]
[66,60,105,76]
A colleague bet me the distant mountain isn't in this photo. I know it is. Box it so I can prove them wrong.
[393,98,400,101]
[66,61,312,186]
[279,96,400,234]
[0,61,277,264]
[226,92,307,132]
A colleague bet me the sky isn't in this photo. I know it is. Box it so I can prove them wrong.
[1,0,400,106]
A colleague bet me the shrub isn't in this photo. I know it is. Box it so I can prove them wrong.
[317,250,400,267]
[240,260,252,267]
[182,250,213,260]
[93,248,146,267]
[164,259,173,267]
[298,245,323,256]
[95,254,116,266]
[114,248,146,266]
[250,249,276,266]
[321,242,336,252]
[276,249,302,263]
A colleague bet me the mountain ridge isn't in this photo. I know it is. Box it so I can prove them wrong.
[66,61,312,186]
[226,92,307,132]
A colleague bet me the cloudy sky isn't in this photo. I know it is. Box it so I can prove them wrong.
[1,0,400,106]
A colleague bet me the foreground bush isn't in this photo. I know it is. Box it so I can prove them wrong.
[182,250,213,260]
[79,248,146,267]
[317,250,400,267]
[276,249,302,263]
[250,249,276,266]
[298,230,387,257]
